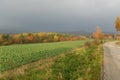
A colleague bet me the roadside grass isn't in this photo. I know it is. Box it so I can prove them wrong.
[0,42,103,80]
[116,42,120,46]
[51,44,103,80]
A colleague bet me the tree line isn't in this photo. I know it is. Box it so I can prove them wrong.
[0,32,86,45]
[0,25,107,46]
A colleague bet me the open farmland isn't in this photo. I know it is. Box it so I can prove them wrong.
[0,41,103,80]
[0,41,86,72]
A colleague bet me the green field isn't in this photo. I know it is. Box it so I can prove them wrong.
[0,41,86,72]
[0,41,103,80]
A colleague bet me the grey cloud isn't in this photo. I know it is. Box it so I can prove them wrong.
[0,0,120,33]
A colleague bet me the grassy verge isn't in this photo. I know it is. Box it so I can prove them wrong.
[0,43,103,80]
[116,42,120,46]
[50,44,103,80]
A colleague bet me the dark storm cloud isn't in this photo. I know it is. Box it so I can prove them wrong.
[0,0,120,33]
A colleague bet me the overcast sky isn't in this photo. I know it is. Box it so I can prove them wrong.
[0,0,120,33]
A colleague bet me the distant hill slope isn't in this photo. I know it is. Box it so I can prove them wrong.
[0,29,116,36]
[60,31,92,36]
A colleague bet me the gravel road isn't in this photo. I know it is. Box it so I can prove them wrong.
[104,42,120,80]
